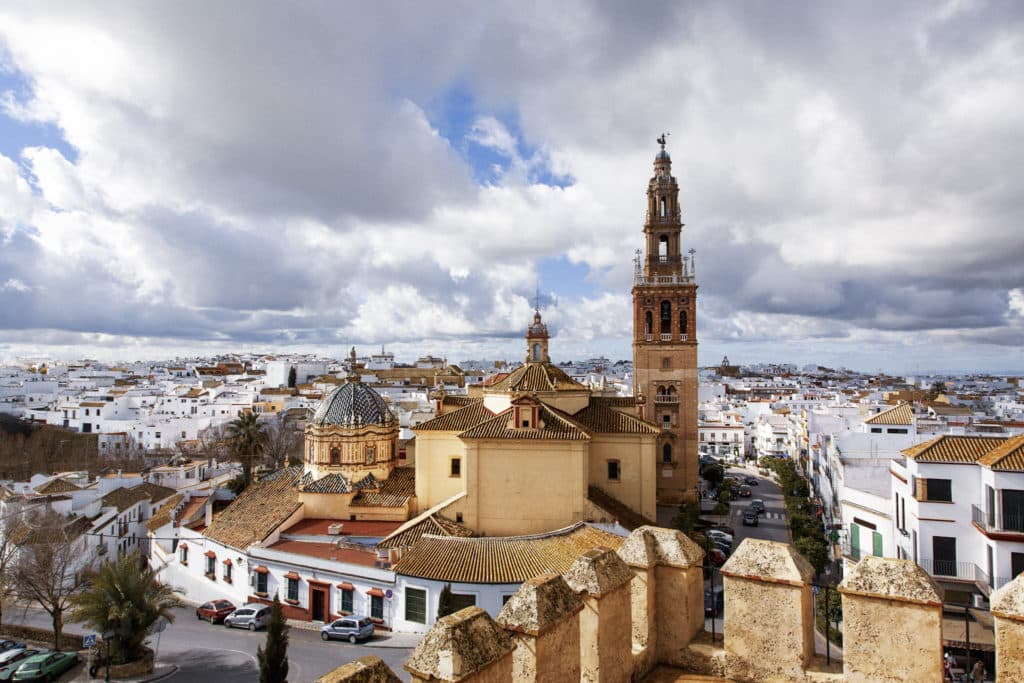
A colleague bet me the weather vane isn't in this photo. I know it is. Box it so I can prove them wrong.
[657,132,670,149]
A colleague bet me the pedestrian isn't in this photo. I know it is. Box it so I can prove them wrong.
[971,659,985,682]
[943,651,953,681]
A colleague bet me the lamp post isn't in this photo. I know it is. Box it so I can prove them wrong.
[103,629,114,682]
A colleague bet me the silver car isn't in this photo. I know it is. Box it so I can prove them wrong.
[223,604,270,631]
[320,615,375,643]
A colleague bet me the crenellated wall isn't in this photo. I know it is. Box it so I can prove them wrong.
[319,526,1024,682]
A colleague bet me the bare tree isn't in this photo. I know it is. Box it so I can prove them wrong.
[197,423,229,467]
[261,416,300,470]
[12,511,93,649]
[0,507,20,630]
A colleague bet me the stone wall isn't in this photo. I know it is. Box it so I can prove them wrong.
[317,527,1024,682]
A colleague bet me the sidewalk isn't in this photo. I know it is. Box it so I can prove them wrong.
[65,663,179,683]
[285,618,423,648]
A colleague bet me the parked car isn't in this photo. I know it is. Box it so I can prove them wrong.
[707,548,727,566]
[704,586,725,616]
[12,651,77,681]
[223,604,270,631]
[706,529,734,545]
[0,649,31,667]
[737,485,752,497]
[742,509,759,526]
[713,540,732,556]
[196,599,236,623]
[744,476,759,486]
[751,499,766,514]
[0,646,21,657]
[320,615,375,644]
[0,650,44,682]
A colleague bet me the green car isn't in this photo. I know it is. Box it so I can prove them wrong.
[12,651,77,681]
[0,651,46,682]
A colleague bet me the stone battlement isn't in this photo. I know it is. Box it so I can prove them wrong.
[318,526,1024,682]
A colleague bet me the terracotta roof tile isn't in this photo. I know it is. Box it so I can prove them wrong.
[377,512,476,550]
[486,363,587,393]
[864,403,914,425]
[901,435,1005,464]
[978,435,1024,471]
[414,401,492,432]
[351,467,415,508]
[132,482,177,504]
[146,494,185,531]
[101,485,152,512]
[572,403,658,434]
[34,478,81,494]
[589,396,637,408]
[458,404,590,441]
[393,523,623,583]
[203,467,303,550]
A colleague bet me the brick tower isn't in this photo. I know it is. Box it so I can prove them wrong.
[632,136,699,504]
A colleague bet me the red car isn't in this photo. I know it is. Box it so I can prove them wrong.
[196,599,236,623]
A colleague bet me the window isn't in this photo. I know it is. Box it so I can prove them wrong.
[607,460,620,481]
[456,512,463,523]
[371,594,384,620]
[662,357,671,369]
[179,545,188,565]
[287,576,299,602]
[870,427,882,433]
[532,343,541,361]
[662,443,672,464]
[923,478,952,502]
[644,311,653,335]
[450,458,461,478]
[679,310,687,336]
[206,555,215,576]
[405,588,427,624]
[365,445,375,464]
[256,571,268,595]
[341,588,353,613]
[660,300,671,333]
[887,428,908,434]
[330,447,340,465]
[224,562,232,583]
[448,593,476,612]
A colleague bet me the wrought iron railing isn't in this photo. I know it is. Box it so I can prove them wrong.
[971,504,1024,534]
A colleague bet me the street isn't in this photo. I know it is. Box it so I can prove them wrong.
[4,604,416,682]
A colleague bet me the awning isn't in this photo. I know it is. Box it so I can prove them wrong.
[283,571,300,581]
[337,582,355,591]
[204,550,216,559]
[254,565,269,574]
[222,558,232,566]
[366,587,385,598]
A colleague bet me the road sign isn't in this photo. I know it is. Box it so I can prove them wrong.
[385,589,393,600]
[83,634,97,648]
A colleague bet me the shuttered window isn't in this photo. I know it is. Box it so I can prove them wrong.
[405,588,426,624]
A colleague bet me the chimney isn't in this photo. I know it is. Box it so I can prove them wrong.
[205,501,213,528]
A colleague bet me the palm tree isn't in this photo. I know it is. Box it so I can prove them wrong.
[69,550,184,664]
[226,411,266,487]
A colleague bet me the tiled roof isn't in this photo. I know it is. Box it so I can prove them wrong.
[177,495,209,524]
[34,478,81,494]
[458,404,590,441]
[311,380,395,428]
[101,485,153,512]
[203,467,303,550]
[267,540,379,567]
[978,435,1024,471]
[587,486,657,531]
[393,522,623,584]
[442,395,477,407]
[414,401,492,432]
[589,396,637,408]
[864,403,914,425]
[351,467,415,508]
[131,482,177,504]
[572,403,658,434]
[901,435,1005,464]
[377,512,476,550]
[302,473,352,494]
[486,362,587,393]
[146,494,185,531]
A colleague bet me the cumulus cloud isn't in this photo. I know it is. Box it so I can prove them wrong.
[0,2,1022,370]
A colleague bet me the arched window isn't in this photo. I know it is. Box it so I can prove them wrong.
[660,196,667,217]
[680,310,688,336]
[657,386,666,397]
[330,447,340,465]
[662,443,672,464]
[532,343,541,361]
[644,311,652,335]
[658,235,668,260]
[365,445,375,465]
[660,300,671,333]
[668,386,677,397]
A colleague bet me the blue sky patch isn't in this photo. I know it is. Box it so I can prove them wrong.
[0,67,78,164]
[537,255,598,302]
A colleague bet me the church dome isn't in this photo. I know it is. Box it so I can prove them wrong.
[311,379,394,427]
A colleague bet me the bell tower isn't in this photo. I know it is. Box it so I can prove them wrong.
[632,135,699,504]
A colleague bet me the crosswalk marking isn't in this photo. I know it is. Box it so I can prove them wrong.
[732,510,785,520]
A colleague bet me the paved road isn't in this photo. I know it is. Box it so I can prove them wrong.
[5,604,415,682]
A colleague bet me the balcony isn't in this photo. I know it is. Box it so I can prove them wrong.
[645,209,682,222]
[634,273,695,287]
[654,395,679,404]
[660,333,673,341]
[971,504,1024,537]
[917,557,987,584]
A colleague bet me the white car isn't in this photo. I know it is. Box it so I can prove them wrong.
[706,529,734,545]
[0,646,28,665]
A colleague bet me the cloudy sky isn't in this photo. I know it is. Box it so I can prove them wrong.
[0,1,1022,373]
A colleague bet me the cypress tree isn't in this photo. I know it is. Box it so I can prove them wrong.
[287,366,297,388]
[257,595,289,683]
[437,582,454,618]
